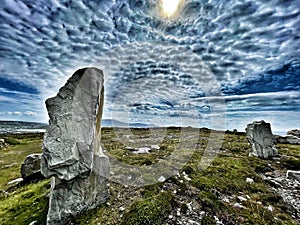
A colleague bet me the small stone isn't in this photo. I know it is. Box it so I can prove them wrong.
[134,147,151,154]
[8,178,23,185]
[246,178,254,183]
[222,197,230,203]
[238,196,247,202]
[151,145,160,150]
[233,203,244,209]
[29,221,38,225]
[158,176,166,182]
[119,206,125,212]
[267,205,274,212]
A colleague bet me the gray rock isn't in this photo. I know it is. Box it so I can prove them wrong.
[21,154,43,181]
[287,129,300,138]
[0,139,5,148]
[41,68,109,225]
[286,170,300,181]
[275,135,300,145]
[7,177,23,185]
[29,221,38,225]
[245,120,278,159]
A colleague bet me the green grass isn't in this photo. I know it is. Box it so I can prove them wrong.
[0,180,50,225]
[0,129,299,225]
[0,134,43,191]
[121,191,175,225]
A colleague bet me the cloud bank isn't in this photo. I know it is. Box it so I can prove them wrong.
[0,0,299,132]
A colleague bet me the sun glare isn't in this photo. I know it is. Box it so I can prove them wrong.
[160,0,182,17]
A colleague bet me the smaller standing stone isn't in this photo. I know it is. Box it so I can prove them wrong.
[245,120,278,159]
[21,154,44,181]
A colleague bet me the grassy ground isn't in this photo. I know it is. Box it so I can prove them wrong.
[0,129,299,225]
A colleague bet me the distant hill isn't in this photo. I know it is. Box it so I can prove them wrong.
[0,121,47,134]
[101,119,158,128]
[0,120,158,134]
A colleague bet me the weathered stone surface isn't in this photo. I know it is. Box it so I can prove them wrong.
[21,154,43,181]
[287,129,300,138]
[245,120,278,159]
[41,68,109,225]
[275,135,300,145]
[286,170,300,181]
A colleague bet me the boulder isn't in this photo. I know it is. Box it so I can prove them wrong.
[245,120,278,159]
[275,135,300,145]
[287,129,300,138]
[41,68,109,225]
[21,154,43,181]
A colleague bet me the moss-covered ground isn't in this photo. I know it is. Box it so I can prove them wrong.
[0,129,299,225]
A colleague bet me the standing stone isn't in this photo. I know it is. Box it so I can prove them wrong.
[21,154,43,182]
[41,68,109,225]
[245,120,278,159]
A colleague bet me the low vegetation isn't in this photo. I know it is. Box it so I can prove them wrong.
[0,129,299,225]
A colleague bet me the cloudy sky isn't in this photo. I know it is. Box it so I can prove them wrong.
[0,0,299,134]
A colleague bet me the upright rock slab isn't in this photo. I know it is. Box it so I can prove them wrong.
[245,120,278,159]
[41,68,109,225]
[21,154,43,182]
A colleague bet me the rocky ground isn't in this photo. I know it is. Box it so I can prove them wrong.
[0,129,299,225]
[261,169,300,223]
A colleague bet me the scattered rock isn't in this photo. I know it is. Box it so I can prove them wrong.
[275,135,300,145]
[134,147,151,154]
[233,203,245,209]
[267,205,274,212]
[41,68,109,225]
[21,154,44,182]
[158,176,166,182]
[246,178,254,183]
[261,171,300,222]
[245,120,278,159]
[126,145,160,154]
[119,206,125,212]
[287,129,300,138]
[8,178,23,185]
[286,170,300,181]
[151,145,160,150]
[29,221,38,225]
[237,196,247,202]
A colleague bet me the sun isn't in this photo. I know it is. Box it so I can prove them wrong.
[160,0,183,17]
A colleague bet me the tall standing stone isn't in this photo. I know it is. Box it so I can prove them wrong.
[41,68,109,225]
[245,120,278,159]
